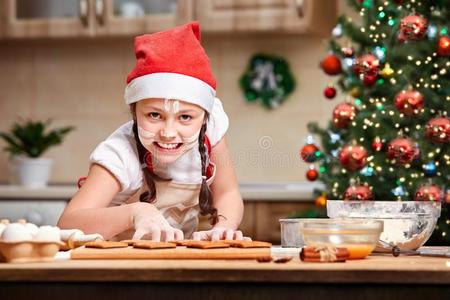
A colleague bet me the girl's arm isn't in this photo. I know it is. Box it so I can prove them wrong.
[58,164,183,241]
[57,164,136,239]
[210,137,244,230]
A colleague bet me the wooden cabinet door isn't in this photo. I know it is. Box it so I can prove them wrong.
[94,0,194,37]
[195,0,336,34]
[4,0,94,38]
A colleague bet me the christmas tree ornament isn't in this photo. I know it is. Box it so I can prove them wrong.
[427,25,438,39]
[399,15,428,41]
[339,144,368,171]
[445,191,450,204]
[344,183,373,200]
[415,184,443,202]
[425,116,450,143]
[342,46,355,57]
[350,87,361,97]
[354,54,380,77]
[300,144,320,163]
[387,137,420,164]
[423,162,438,176]
[332,24,343,38]
[373,46,386,62]
[324,86,337,99]
[372,137,383,151]
[379,63,394,78]
[363,74,377,86]
[315,193,327,207]
[239,54,295,110]
[437,36,450,56]
[332,103,357,128]
[392,185,406,197]
[394,89,424,116]
[320,54,342,76]
[306,166,319,181]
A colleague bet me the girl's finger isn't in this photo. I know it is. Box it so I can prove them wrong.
[234,230,244,240]
[163,227,175,242]
[243,236,252,241]
[149,225,161,241]
[225,229,234,240]
[174,229,184,241]
[132,228,148,240]
[211,229,223,241]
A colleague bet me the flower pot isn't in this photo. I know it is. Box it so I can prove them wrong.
[10,156,53,188]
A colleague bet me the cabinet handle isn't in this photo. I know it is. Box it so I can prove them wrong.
[294,0,305,17]
[79,0,89,26]
[95,0,105,26]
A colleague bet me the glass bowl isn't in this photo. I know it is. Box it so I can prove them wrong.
[327,200,441,252]
[301,219,383,259]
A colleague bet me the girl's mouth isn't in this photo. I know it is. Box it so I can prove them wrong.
[153,142,183,152]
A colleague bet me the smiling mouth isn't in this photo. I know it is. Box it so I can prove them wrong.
[154,142,183,150]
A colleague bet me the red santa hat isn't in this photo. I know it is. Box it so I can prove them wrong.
[124,21,216,113]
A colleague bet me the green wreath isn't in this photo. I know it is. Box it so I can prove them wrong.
[239,54,295,110]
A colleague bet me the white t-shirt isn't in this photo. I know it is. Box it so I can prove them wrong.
[90,97,229,206]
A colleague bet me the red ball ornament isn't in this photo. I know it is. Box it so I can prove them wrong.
[344,184,373,201]
[438,36,450,57]
[394,90,424,116]
[415,184,443,202]
[363,74,377,86]
[354,54,380,77]
[300,144,320,163]
[320,54,342,76]
[387,138,420,164]
[324,86,337,99]
[332,103,357,128]
[425,116,450,143]
[339,144,368,171]
[372,137,383,152]
[399,15,428,41]
[445,191,450,204]
[306,167,319,181]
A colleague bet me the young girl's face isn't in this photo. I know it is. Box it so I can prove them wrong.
[135,98,206,164]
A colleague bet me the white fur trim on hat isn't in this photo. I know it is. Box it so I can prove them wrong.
[124,72,216,113]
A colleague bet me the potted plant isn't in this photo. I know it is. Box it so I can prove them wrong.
[0,120,74,188]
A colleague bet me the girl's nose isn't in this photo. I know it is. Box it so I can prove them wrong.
[161,130,177,139]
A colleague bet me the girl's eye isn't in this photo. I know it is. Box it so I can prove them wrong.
[180,114,192,122]
[148,112,161,120]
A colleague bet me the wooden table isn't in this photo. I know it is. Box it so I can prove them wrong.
[1,254,450,300]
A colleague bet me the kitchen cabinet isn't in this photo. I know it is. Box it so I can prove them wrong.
[195,0,336,34]
[1,0,193,39]
[1,0,336,39]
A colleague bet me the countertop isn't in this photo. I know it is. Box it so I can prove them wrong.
[0,181,325,201]
[1,250,449,299]
[1,251,449,284]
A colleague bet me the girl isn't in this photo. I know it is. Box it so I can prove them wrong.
[58,22,245,242]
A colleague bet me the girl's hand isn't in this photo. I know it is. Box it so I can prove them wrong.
[131,202,184,241]
[192,227,251,241]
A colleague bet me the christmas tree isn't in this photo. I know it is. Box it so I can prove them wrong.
[301,0,449,244]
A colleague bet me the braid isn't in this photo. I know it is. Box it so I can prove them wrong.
[131,120,157,203]
[130,103,169,203]
[198,121,220,225]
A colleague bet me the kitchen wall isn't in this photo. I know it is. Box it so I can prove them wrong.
[0,1,359,184]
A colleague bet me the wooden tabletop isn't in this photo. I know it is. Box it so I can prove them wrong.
[1,254,450,284]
